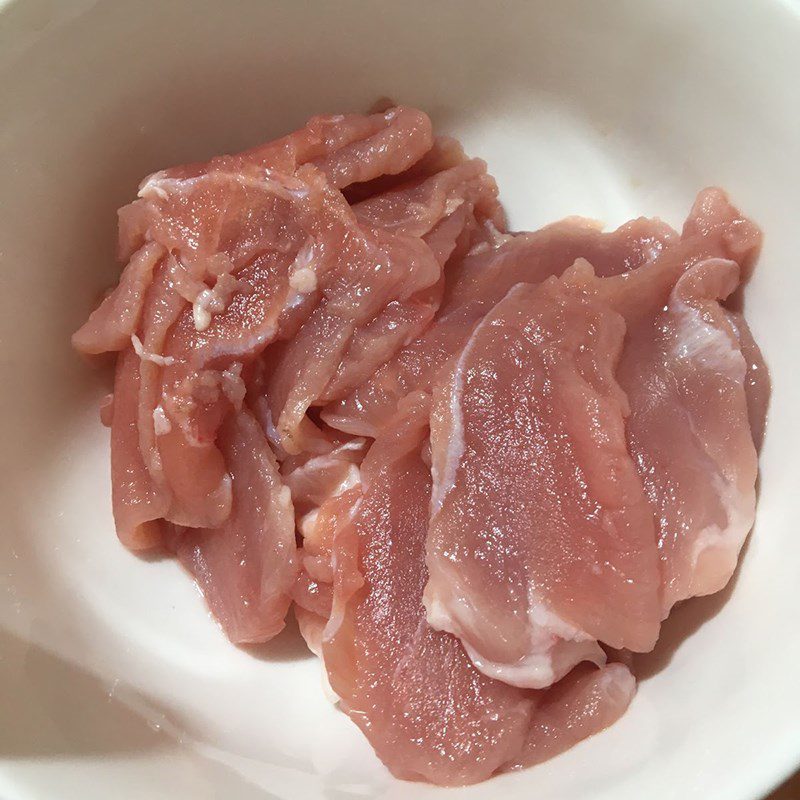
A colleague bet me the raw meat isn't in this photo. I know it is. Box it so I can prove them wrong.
[425,276,661,688]
[172,409,297,644]
[73,106,768,787]
[561,189,763,613]
[322,396,633,785]
[322,216,678,437]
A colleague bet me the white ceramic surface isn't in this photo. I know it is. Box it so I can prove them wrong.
[1,1,799,798]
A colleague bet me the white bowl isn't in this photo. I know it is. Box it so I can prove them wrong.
[1,1,799,798]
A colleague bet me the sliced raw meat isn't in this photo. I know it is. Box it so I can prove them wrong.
[426,276,661,688]
[73,101,768,786]
[108,347,169,550]
[342,135,470,205]
[353,155,504,236]
[322,396,637,784]
[174,409,296,644]
[107,109,436,524]
[562,189,764,614]
[323,216,678,437]
[245,105,434,190]
[265,152,504,451]
[316,202,476,404]
[261,191,441,454]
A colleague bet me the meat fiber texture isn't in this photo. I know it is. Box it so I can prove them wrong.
[73,106,768,786]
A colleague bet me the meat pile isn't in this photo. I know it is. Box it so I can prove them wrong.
[73,106,768,786]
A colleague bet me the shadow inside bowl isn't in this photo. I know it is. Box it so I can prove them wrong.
[237,610,313,664]
[634,534,749,681]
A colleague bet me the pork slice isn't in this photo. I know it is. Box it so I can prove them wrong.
[316,202,477,404]
[353,156,504,237]
[72,243,166,355]
[322,395,636,783]
[426,275,661,688]
[262,175,441,454]
[322,395,535,785]
[173,409,296,644]
[246,105,434,190]
[109,347,170,550]
[563,188,764,615]
[341,135,469,205]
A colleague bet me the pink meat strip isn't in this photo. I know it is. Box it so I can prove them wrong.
[563,189,764,614]
[171,409,297,644]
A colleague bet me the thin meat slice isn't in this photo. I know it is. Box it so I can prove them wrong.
[174,409,296,644]
[342,135,471,205]
[245,106,434,190]
[563,189,764,614]
[138,259,234,530]
[72,242,165,355]
[121,110,433,520]
[266,152,503,448]
[322,396,535,785]
[426,276,662,689]
[323,216,677,437]
[109,348,169,550]
[353,156,504,237]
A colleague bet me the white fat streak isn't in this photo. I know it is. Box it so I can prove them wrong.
[690,472,755,575]
[289,268,317,293]
[670,259,746,375]
[467,241,490,256]
[429,332,474,518]
[130,334,175,366]
[138,168,309,203]
[298,509,320,540]
[444,196,465,216]
[430,283,526,518]
[152,405,172,436]
[137,171,170,200]
[461,639,605,689]
[426,582,604,689]
[192,294,213,331]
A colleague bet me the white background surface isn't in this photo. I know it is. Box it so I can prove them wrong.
[0,1,799,798]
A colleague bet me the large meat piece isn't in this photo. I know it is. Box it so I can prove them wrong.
[424,190,763,687]
[322,396,634,785]
[425,276,661,689]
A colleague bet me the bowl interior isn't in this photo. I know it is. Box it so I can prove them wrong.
[1,1,799,798]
